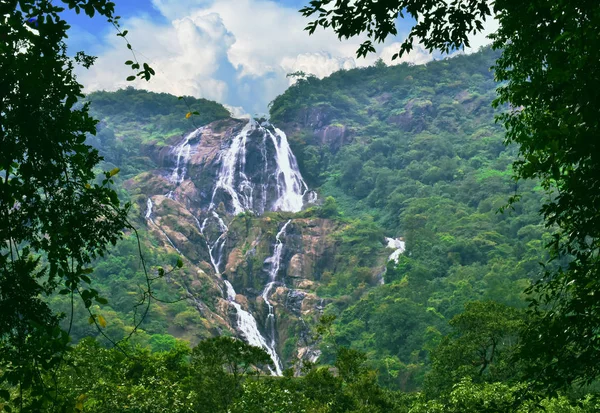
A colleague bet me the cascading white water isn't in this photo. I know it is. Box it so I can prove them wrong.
[199,211,229,275]
[198,209,284,375]
[305,190,318,204]
[145,198,153,221]
[385,237,406,263]
[260,219,291,374]
[210,121,253,215]
[269,129,308,212]
[201,119,314,375]
[210,120,309,215]
[380,237,406,285]
[170,128,202,184]
[224,280,283,376]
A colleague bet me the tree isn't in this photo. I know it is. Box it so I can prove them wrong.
[425,301,524,397]
[187,337,273,413]
[0,1,154,409]
[301,0,600,391]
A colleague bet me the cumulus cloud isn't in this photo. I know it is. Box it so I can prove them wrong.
[224,104,250,119]
[379,43,434,66]
[281,52,356,82]
[78,13,234,103]
[79,0,498,114]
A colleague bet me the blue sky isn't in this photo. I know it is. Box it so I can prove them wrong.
[68,0,494,115]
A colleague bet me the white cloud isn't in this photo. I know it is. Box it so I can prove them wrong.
[79,0,498,114]
[78,13,233,103]
[465,14,499,53]
[224,104,250,119]
[281,52,356,82]
[379,43,434,66]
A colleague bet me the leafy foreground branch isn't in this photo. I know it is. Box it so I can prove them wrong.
[0,1,156,410]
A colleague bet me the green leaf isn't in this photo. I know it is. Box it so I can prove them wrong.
[176,258,183,268]
[126,75,136,81]
[95,296,108,305]
[125,60,133,65]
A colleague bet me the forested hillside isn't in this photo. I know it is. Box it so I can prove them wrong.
[43,45,561,391]
[41,46,595,411]
[4,38,596,413]
[270,47,552,388]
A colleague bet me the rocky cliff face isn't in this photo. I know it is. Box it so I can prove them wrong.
[125,117,391,372]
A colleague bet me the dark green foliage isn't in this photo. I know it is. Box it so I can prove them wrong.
[46,336,600,412]
[271,48,551,390]
[425,301,524,396]
[187,337,274,413]
[87,87,230,134]
[301,0,492,58]
[0,1,143,409]
[490,0,600,392]
[298,0,600,393]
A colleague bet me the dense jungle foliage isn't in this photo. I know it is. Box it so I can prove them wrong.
[271,47,557,390]
[4,0,599,410]
[45,90,232,351]
[26,48,597,411]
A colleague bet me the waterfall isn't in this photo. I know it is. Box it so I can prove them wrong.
[198,209,284,375]
[260,219,291,373]
[210,121,253,215]
[269,129,308,212]
[305,190,318,205]
[381,237,406,285]
[170,128,202,184]
[385,237,406,263]
[169,118,313,375]
[210,120,309,215]
[145,198,153,221]
[224,280,283,376]
[199,211,229,275]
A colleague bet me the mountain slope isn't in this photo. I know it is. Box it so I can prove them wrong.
[58,48,551,388]
[270,47,551,388]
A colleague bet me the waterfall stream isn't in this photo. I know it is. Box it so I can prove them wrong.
[170,128,202,184]
[210,121,253,215]
[145,119,315,375]
[145,198,153,220]
[261,219,291,373]
[385,237,406,263]
[269,129,308,212]
[145,197,181,254]
[210,120,310,215]
[224,280,283,376]
[199,211,228,275]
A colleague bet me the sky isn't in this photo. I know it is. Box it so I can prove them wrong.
[67,0,497,116]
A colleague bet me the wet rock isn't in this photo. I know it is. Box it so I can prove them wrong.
[286,290,306,316]
[287,254,304,278]
[314,124,353,152]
